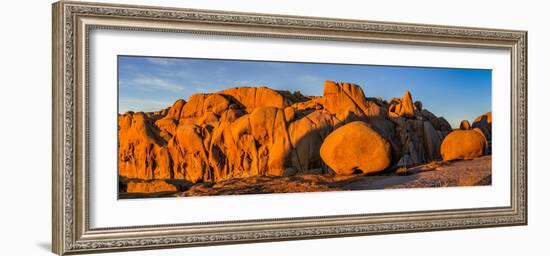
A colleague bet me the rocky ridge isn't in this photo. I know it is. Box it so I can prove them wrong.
[118,81,492,195]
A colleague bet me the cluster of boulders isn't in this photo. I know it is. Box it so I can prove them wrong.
[118,80,492,190]
[441,113,491,161]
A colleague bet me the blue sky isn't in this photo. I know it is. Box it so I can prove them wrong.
[118,56,491,128]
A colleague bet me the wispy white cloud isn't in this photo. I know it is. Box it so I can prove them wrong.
[237,80,252,85]
[193,87,214,93]
[298,75,324,86]
[156,70,195,81]
[227,80,263,86]
[144,57,182,66]
[119,97,172,113]
[122,76,186,92]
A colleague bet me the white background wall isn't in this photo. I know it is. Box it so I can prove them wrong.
[0,0,547,255]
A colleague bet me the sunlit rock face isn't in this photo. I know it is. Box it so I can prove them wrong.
[320,121,391,175]
[440,129,487,161]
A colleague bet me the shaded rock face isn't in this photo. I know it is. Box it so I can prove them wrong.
[119,80,486,193]
[438,117,452,133]
[320,121,391,175]
[423,121,442,161]
[472,112,492,153]
[387,91,452,165]
[440,130,487,161]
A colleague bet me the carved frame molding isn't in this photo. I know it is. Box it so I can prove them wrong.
[52,1,527,255]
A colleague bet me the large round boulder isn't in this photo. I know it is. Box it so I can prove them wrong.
[320,121,391,175]
[440,130,487,161]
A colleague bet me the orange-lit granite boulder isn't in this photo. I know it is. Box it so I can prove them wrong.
[208,107,293,180]
[440,130,487,161]
[322,80,383,118]
[126,180,178,193]
[389,90,416,118]
[460,120,471,130]
[399,90,415,117]
[320,121,391,175]
[167,124,211,182]
[154,99,186,141]
[219,87,294,110]
[165,99,186,120]
[155,117,178,138]
[208,117,259,180]
[118,112,169,180]
[248,107,293,177]
[181,93,231,118]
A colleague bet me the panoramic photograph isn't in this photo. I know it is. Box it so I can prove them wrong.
[117,56,492,199]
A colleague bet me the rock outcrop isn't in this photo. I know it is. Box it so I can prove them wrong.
[118,80,488,194]
[472,112,492,153]
[440,130,487,161]
[126,180,178,193]
[423,121,442,161]
[118,112,167,180]
[384,90,455,165]
[389,90,416,118]
[460,120,471,130]
[322,80,384,118]
[119,86,311,183]
[320,121,391,175]
[218,87,298,110]
[440,112,492,161]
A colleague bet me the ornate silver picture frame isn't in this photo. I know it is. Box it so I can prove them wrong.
[52,1,527,255]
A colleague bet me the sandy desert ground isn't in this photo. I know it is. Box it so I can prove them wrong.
[119,156,491,199]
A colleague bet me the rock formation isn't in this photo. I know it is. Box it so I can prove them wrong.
[118,80,488,194]
[440,130,487,161]
[126,180,178,193]
[322,81,384,118]
[439,112,492,161]
[460,120,471,130]
[472,112,492,153]
[320,121,391,175]
[389,90,416,118]
[118,112,166,180]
